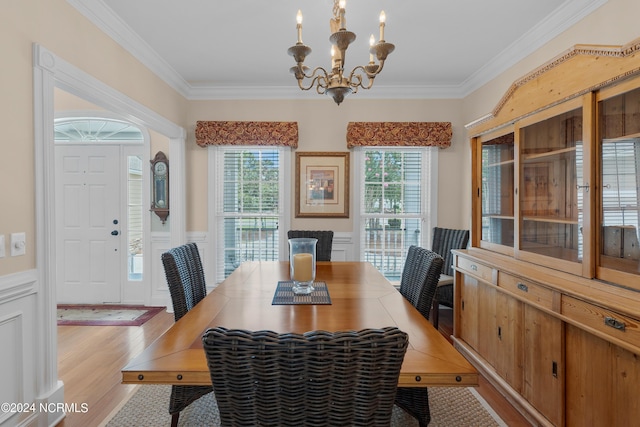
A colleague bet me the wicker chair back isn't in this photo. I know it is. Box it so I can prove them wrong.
[203,326,409,427]
[287,230,334,261]
[161,243,212,426]
[396,245,443,427]
[431,227,469,276]
[162,242,207,321]
[398,246,444,322]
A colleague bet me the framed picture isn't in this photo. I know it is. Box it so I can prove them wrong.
[296,152,350,218]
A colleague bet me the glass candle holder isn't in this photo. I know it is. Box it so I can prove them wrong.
[288,238,317,295]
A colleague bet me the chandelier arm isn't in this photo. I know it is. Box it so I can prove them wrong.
[373,59,387,75]
[348,66,375,90]
[295,66,330,91]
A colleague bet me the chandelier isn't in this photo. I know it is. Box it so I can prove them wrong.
[287,0,395,105]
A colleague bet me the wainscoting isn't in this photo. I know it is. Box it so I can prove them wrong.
[0,269,65,426]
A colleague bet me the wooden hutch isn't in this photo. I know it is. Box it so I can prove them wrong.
[454,38,640,426]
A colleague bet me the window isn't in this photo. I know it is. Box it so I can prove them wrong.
[602,139,640,228]
[127,155,143,280]
[355,147,437,282]
[211,147,289,282]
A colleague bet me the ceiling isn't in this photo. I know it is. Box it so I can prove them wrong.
[69,0,606,101]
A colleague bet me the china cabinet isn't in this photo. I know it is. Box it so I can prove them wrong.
[456,39,640,426]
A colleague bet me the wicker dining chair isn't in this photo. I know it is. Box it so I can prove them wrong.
[396,245,444,427]
[287,230,334,261]
[430,227,470,329]
[202,326,409,427]
[161,243,213,427]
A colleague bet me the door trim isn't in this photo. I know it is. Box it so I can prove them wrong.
[33,44,186,394]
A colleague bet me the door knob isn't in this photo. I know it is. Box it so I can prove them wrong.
[111,230,119,236]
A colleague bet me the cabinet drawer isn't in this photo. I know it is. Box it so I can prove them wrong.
[456,257,494,283]
[498,273,554,310]
[562,295,640,349]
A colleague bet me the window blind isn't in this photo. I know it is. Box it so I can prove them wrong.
[214,147,284,281]
[601,138,640,229]
[357,147,435,282]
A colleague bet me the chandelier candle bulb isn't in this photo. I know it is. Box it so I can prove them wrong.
[339,0,346,29]
[379,11,386,41]
[331,46,336,70]
[369,34,375,62]
[296,10,303,44]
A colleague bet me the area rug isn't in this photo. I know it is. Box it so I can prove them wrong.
[101,384,506,427]
[57,304,165,326]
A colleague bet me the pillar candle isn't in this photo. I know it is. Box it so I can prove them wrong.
[293,253,313,282]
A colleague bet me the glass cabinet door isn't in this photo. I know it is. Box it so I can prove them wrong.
[598,86,640,280]
[520,107,584,265]
[481,133,515,249]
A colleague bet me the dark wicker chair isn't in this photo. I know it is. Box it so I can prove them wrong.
[287,230,334,261]
[396,245,444,427]
[202,326,409,427]
[161,243,213,427]
[430,227,470,329]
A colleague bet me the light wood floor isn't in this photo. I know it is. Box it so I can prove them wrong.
[56,307,531,426]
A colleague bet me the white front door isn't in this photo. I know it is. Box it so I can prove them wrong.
[55,145,122,303]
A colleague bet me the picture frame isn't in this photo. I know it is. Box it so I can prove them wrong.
[295,152,350,218]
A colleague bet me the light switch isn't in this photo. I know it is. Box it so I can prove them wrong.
[0,235,5,258]
[11,232,26,256]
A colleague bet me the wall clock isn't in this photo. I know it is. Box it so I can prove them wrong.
[150,151,169,223]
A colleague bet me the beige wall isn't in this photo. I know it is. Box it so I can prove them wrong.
[0,0,187,276]
[186,98,468,233]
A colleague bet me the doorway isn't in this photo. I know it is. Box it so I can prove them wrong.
[55,144,121,303]
[53,115,147,303]
[33,43,186,409]
[54,115,147,303]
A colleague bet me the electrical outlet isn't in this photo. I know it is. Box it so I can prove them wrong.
[11,232,26,256]
[0,235,5,258]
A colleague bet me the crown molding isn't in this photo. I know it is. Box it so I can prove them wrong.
[68,0,608,101]
[459,0,608,97]
[66,0,190,95]
[184,83,468,101]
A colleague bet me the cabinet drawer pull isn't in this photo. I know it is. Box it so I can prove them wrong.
[470,264,478,271]
[517,282,529,292]
[604,316,626,331]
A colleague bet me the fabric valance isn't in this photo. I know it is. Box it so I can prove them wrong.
[195,121,298,148]
[346,122,452,148]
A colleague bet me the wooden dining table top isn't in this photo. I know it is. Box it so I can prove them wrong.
[121,261,478,388]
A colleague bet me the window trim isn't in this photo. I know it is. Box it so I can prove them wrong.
[208,145,291,284]
[352,146,438,263]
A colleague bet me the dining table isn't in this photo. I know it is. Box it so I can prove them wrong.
[121,261,478,388]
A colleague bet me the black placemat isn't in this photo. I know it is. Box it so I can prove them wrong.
[272,281,332,305]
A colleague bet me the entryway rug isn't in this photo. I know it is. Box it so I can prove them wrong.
[100,384,507,427]
[57,304,165,326]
